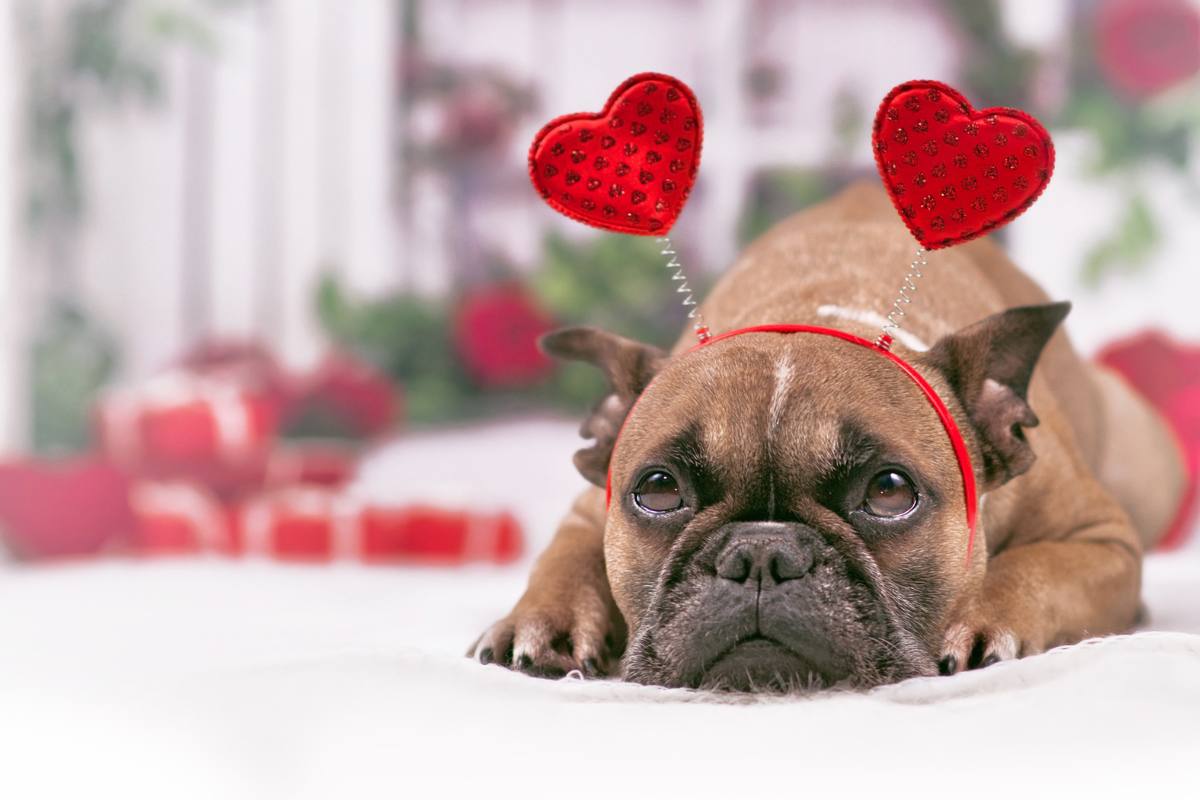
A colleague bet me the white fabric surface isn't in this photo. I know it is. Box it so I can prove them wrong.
[1,419,1198,799]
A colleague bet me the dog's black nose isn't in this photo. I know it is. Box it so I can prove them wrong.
[715,522,815,586]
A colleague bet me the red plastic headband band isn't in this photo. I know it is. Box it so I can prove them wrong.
[604,324,979,564]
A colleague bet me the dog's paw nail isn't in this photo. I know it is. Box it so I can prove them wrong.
[478,647,494,665]
[582,658,600,677]
[516,654,533,671]
[938,655,958,676]
[980,653,1000,668]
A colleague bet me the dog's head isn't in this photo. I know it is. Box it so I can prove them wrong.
[543,302,1068,692]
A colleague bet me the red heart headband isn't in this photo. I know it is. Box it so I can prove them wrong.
[529,74,1055,564]
[528,73,702,237]
[872,80,1054,252]
[870,80,1054,350]
[528,73,711,340]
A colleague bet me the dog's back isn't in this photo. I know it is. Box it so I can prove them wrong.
[689,181,1187,548]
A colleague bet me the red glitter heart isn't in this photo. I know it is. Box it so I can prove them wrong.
[872,80,1054,250]
[529,73,703,235]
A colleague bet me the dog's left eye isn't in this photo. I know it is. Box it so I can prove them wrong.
[862,470,918,518]
[633,470,684,514]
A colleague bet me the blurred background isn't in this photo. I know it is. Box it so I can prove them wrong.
[0,8,1196,795]
[0,0,1197,563]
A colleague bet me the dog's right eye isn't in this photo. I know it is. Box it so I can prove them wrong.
[862,469,918,518]
[633,471,684,514]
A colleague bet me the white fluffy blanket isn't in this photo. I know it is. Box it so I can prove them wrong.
[2,421,1197,799]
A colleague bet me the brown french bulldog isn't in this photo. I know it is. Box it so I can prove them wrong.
[470,182,1188,692]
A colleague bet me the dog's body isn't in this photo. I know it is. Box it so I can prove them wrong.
[472,182,1188,690]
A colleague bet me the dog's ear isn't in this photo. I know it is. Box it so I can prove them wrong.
[541,327,667,487]
[925,302,1070,489]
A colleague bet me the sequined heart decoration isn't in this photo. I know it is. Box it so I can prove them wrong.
[872,80,1054,250]
[528,73,703,236]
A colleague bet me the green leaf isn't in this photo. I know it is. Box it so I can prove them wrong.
[1081,194,1161,287]
[30,302,119,454]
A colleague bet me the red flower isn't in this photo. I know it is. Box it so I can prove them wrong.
[1096,0,1200,100]
[286,353,401,439]
[454,284,554,388]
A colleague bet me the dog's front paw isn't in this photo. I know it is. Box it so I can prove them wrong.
[469,589,620,679]
[937,606,1045,675]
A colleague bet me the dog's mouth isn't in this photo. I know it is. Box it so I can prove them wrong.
[621,522,938,693]
[697,633,841,693]
[625,602,919,693]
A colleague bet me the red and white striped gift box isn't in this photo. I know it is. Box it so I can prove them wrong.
[128,482,522,564]
[235,487,360,560]
[96,371,282,493]
[128,481,235,555]
[235,488,523,564]
[357,503,523,564]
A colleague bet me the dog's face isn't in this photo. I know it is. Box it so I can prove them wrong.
[606,334,965,691]
[544,303,1066,692]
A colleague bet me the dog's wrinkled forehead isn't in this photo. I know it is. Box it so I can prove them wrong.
[613,334,960,495]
